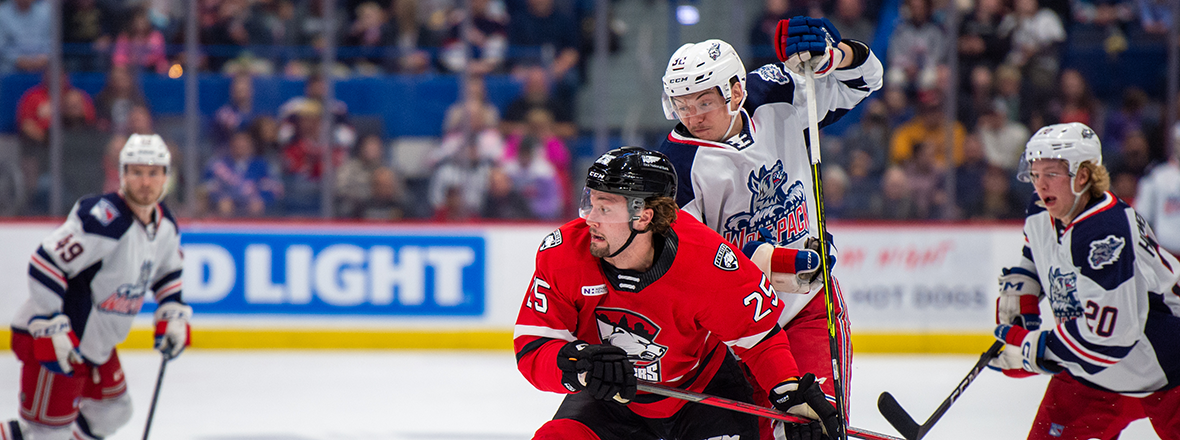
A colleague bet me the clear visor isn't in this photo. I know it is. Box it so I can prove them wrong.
[661,88,728,120]
[578,188,641,224]
[1016,156,1073,183]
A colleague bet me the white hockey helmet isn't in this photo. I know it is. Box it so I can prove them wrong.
[1017,122,1101,183]
[119,133,171,179]
[661,39,746,120]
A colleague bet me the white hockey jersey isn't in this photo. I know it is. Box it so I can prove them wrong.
[1018,191,1180,394]
[12,193,185,364]
[1135,160,1180,255]
[655,44,883,321]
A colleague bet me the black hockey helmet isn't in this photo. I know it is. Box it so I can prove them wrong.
[585,146,678,200]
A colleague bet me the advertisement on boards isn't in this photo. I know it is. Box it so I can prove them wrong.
[181,229,486,316]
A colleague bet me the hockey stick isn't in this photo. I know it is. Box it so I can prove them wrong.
[803,62,849,440]
[638,381,903,440]
[875,341,1004,440]
[142,345,174,440]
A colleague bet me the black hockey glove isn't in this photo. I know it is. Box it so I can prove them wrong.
[780,420,827,440]
[770,373,841,438]
[556,340,636,404]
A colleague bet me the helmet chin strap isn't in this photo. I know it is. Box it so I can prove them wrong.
[1063,174,1093,222]
[606,225,641,258]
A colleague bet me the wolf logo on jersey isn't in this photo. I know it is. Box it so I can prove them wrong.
[1048,267,1084,320]
[98,260,153,315]
[1088,235,1125,270]
[595,308,668,381]
[753,64,791,85]
[723,161,808,248]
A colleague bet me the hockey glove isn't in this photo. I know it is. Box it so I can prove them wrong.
[988,324,1062,378]
[154,302,192,359]
[775,17,844,78]
[743,241,820,294]
[802,236,837,284]
[556,341,637,404]
[778,420,828,440]
[996,268,1042,330]
[770,373,840,437]
[27,315,83,375]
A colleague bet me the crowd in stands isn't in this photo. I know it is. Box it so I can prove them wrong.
[0,0,1176,224]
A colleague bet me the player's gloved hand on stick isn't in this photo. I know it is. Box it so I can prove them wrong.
[775,16,844,77]
[988,324,1062,378]
[996,267,1042,330]
[802,236,837,283]
[557,340,636,404]
[27,314,83,375]
[770,373,841,437]
[743,240,822,294]
[778,420,828,440]
[154,301,192,358]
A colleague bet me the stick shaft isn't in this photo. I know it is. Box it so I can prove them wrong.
[638,382,903,440]
[142,352,170,440]
[876,341,1004,439]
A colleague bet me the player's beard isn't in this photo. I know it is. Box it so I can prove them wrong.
[589,241,611,258]
[123,184,162,207]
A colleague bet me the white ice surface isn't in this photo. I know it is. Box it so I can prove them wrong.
[0,351,1161,440]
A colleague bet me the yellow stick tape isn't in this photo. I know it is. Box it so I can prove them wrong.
[0,330,993,353]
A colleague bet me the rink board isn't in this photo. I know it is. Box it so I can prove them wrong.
[0,221,1023,353]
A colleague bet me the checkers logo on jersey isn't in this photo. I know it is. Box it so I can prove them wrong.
[539,230,562,251]
[90,198,120,226]
[714,243,739,271]
[1088,235,1125,270]
[595,307,668,381]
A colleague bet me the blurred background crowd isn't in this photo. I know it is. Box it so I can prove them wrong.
[0,0,1175,223]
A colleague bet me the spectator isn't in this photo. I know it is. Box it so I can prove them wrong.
[1072,0,1137,38]
[483,166,532,219]
[281,100,347,214]
[62,0,113,72]
[904,139,952,219]
[503,66,576,138]
[957,0,1010,92]
[336,134,397,217]
[747,0,807,69]
[0,0,50,74]
[975,165,1025,219]
[206,0,275,73]
[822,164,852,219]
[1042,68,1101,130]
[890,93,967,167]
[342,2,397,74]
[502,136,562,220]
[429,136,493,220]
[1110,169,1139,205]
[955,133,990,218]
[125,104,155,136]
[998,0,1065,95]
[60,89,105,212]
[94,65,147,135]
[1104,87,1154,156]
[112,6,168,74]
[958,65,995,131]
[882,85,915,128]
[1138,0,1173,36]
[844,148,880,219]
[202,131,281,217]
[15,71,96,211]
[869,165,917,219]
[839,99,891,176]
[992,63,1032,125]
[977,100,1030,171]
[439,0,508,75]
[504,108,571,202]
[443,75,501,134]
[213,73,257,147]
[389,0,440,74]
[278,73,356,150]
[886,0,947,94]
[250,115,283,173]
[102,134,126,193]
[1135,127,1180,256]
[1109,129,1152,176]
[507,0,581,121]
[355,167,406,220]
[830,0,877,44]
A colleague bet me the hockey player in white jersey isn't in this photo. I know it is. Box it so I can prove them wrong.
[654,16,882,440]
[989,122,1180,440]
[1134,126,1180,257]
[2,134,192,440]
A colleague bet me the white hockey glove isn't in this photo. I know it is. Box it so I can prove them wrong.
[775,17,845,78]
[769,373,841,438]
[27,314,83,375]
[154,302,192,359]
[988,324,1062,378]
[996,267,1042,330]
[744,242,820,294]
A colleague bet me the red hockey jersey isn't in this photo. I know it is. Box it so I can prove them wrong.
[514,213,799,419]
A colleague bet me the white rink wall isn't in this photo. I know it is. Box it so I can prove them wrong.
[0,221,1026,352]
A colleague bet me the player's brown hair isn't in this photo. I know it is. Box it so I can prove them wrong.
[1078,161,1110,198]
[643,196,679,235]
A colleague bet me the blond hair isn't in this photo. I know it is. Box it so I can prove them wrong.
[1078,161,1109,198]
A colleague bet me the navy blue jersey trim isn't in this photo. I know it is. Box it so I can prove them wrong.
[151,270,182,293]
[1062,319,1134,360]
[1145,304,1180,390]
[64,262,102,340]
[515,336,555,363]
[76,194,135,240]
[28,265,66,297]
[158,202,178,231]
[1045,330,1109,375]
[1071,206,1135,291]
[839,77,870,92]
[35,247,65,273]
[1022,245,1035,263]
[655,136,700,210]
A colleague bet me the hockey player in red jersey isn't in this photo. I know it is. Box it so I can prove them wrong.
[2,134,192,440]
[514,146,839,440]
[654,17,882,439]
[989,123,1180,439]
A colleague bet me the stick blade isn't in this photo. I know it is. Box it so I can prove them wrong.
[877,392,921,440]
